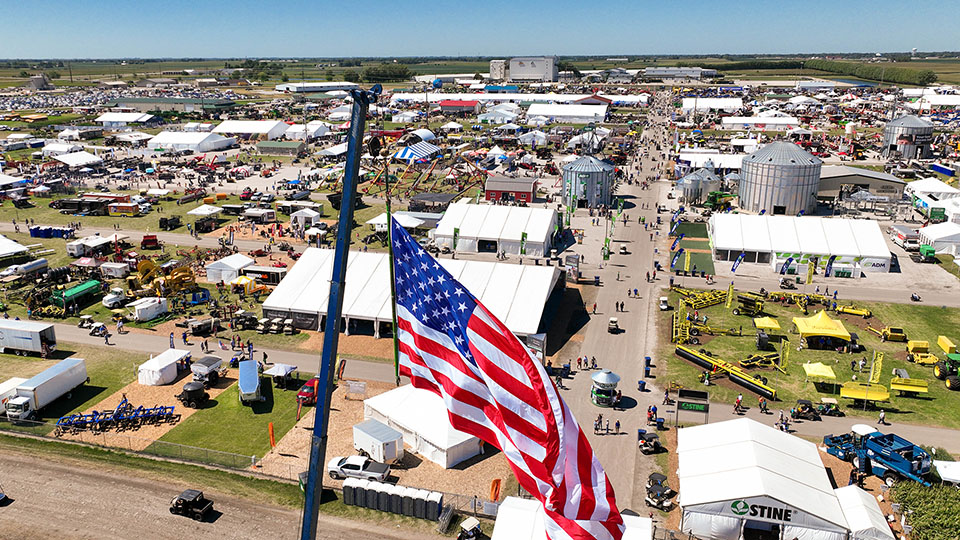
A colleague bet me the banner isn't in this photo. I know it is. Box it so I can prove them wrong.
[824,255,837,277]
[684,250,691,272]
[671,248,684,268]
[806,257,817,285]
[671,233,685,251]
[759,209,766,215]
[779,257,793,275]
[731,252,745,273]
[335,355,346,381]
[453,227,459,249]
[725,282,735,308]
[520,232,527,255]
[670,220,681,235]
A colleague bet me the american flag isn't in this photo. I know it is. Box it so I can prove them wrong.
[391,218,624,540]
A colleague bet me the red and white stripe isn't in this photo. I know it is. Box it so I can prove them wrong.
[397,301,624,540]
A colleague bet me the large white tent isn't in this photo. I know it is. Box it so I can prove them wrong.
[262,248,560,336]
[678,418,850,540]
[709,214,891,274]
[213,120,289,140]
[205,253,254,283]
[526,103,607,124]
[53,151,102,168]
[434,203,557,257]
[919,222,960,254]
[147,131,235,152]
[137,349,190,386]
[834,486,895,540]
[0,234,29,258]
[491,497,652,540]
[682,97,743,113]
[363,385,480,469]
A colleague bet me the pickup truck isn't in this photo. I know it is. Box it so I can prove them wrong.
[326,455,390,482]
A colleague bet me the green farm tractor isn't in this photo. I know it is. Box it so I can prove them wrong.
[934,354,960,391]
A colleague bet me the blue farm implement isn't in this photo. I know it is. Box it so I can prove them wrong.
[54,395,180,436]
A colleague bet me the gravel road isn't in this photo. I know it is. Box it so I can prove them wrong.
[0,449,435,540]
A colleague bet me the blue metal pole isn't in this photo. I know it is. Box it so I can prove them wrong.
[300,84,381,540]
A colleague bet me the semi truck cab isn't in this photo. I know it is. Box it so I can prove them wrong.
[5,396,32,421]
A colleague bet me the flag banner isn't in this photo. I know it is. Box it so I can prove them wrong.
[671,248,684,268]
[670,220,681,235]
[824,255,837,277]
[806,257,817,285]
[683,250,691,272]
[671,234,685,251]
[779,257,793,275]
[725,282,735,308]
[390,218,624,539]
[731,252,745,273]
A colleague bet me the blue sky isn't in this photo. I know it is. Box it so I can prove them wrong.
[3,0,958,58]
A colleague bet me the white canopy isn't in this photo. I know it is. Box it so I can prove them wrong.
[53,151,102,168]
[138,349,190,386]
[440,121,462,131]
[678,419,849,540]
[206,253,254,282]
[434,202,558,258]
[147,131,234,152]
[316,142,348,157]
[0,235,29,258]
[187,204,223,217]
[365,212,424,230]
[363,384,480,469]
[518,130,547,145]
[492,497,652,540]
[834,486,895,540]
[146,188,170,196]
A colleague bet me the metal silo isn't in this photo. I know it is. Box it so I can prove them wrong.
[738,142,822,215]
[679,168,720,205]
[562,156,615,208]
[882,115,933,159]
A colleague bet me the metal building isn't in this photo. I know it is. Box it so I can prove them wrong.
[738,142,822,216]
[679,167,721,205]
[882,115,933,159]
[562,156,615,208]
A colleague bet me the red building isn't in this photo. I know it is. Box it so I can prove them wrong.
[437,100,481,115]
[484,177,537,203]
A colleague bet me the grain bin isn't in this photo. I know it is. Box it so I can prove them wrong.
[562,156,616,208]
[882,115,933,159]
[738,142,822,216]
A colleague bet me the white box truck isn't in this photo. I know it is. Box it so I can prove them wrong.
[0,377,28,416]
[353,419,404,465]
[5,358,87,422]
[889,225,920,251]
[0,319,57,356]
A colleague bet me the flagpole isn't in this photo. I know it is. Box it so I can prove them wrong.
[383,147,401,386]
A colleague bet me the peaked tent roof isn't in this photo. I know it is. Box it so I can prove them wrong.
[793,310,851,341]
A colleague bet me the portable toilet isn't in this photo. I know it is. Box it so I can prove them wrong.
[389,484,404,514]
[365,481,379,509]
[402,487,417,516]
[342,477,357,506]
[414,489,429,518]
[426,491,443,521]
[354,479,369,507]
[377,482,391,511]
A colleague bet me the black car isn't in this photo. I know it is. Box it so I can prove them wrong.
[169,489,214,521]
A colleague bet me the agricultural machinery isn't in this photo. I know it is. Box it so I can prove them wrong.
[54,395,179,436]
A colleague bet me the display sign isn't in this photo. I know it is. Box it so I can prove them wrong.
[678,389,709,401]
[678,400,709,413]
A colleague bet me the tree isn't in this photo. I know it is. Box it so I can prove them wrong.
[231,70,242,80]
[281,73,289,82]
[18,70,30,78]
[325,70,335,81]
[343,70,360,83]
[46,71,61,80]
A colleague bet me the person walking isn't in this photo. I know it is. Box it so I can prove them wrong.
[592,303,597,314]
[104,333,111,346]
[878,409,886,425]
[605,419,610,435]
[181,331,188,346]
[577,357,582,371]
[591,357,597,369]
[663,389,670,405]
[614,419,620,435]
[169,332,175,349]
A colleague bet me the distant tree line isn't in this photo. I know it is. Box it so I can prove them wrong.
[676,60,805,70]
[359,63,412,82]
[803,59,937,85]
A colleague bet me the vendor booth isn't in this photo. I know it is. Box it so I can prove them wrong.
[205,253,254,283]
[591,369,620,406]
[678,418,862,540]
[793,311,851,349]
[138,349,191,386]
[230,275,256,295]
[491,496,652,540]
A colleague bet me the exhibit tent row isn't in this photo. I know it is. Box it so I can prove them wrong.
[434,202,558,257]
[262,248,561,337]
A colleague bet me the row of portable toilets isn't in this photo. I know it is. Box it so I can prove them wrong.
[342,478,443,521]
[29,226,75,239]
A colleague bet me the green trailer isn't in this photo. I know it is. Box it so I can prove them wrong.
[49,280,102,309]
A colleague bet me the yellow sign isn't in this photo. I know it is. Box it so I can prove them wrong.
[725,282,735,308]
[805,261,815,285]
[684,251,691,272]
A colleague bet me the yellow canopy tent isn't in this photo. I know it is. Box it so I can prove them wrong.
[802,362,836,381]
[793,310,851,343]
[753,317,781,332]
[230,275,255,295]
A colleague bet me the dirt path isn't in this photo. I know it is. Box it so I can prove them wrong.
[0,449,436,540]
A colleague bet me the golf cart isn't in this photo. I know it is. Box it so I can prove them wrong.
[457,516,484,540]
[645,482,675,510]
[646,473,677,497]
[608,317,620,333]
[791,399,821,421]
[639,432,664,455]
[779,277,796,290]
[175,381,209,409]
[169,489,214,521]
[78,315,96,329]
[818,397,844,417]
[89,322,109,337]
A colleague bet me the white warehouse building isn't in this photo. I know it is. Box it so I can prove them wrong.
[147,131,235,153]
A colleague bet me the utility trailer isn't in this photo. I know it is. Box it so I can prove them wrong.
[0,320,56,356]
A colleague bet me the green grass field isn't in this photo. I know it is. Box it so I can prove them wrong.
[0,342,142,431]
[149,379,302,460]
[660,290,960,428]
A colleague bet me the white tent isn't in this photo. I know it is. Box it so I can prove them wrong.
[434,202,558,257]
[526,103,607,124]
[440,121,462,132]
[491,497,652,540]
[0,235,29,258]
[138,349,190,386]
[678,418,849,540]
[316,142,348,157]
[261,248,560,336]
[213,120,288,140]
[205,253,254,283]
[919,222,960,254]
[147,131,234,152]
[834,486,895,540]
[518,130,547,145]
[53,151,102,168]
[363,385,480,469]
[291,208,322,229]
[42,142,82,157]
[128,297,168,322]
[187,204,223,217]
[365,212,423,232]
